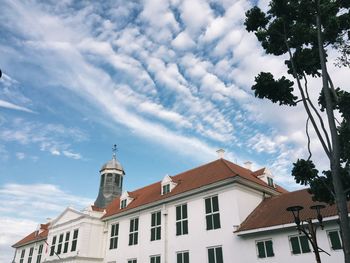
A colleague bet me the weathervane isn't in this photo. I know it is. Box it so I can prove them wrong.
[112,144,117,160]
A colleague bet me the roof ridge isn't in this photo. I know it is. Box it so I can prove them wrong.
[125,159,224,195]
[220,159,240,175]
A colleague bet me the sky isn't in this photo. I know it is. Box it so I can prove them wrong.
[0,0,349,262]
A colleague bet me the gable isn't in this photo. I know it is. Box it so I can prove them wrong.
[51,208,84,227]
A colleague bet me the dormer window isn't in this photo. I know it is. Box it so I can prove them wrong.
[162,184,170,195]
[121,199,127,209]
[120,191,134,209]
[255,168,276,188]
[161,175,177,195]
[267,177,274,187]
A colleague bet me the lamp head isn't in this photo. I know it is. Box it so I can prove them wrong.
[310,204,325,227]
[286,205,304,226]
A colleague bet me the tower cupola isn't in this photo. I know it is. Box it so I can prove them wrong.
[94,145,125,208]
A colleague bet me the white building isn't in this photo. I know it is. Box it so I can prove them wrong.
[12,152,347,263]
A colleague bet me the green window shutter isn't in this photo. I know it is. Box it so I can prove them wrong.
[156,227,161,240]
[151,213,155,227]
[184,252,189,263]
[205,198,212,214]
[151,228,155,241]
[135,218,139,231]
[206,215,213,230]
[156,256,160,263]
[157,212,161,225]
[134,233,138,245]
[290,237,301,254]
[257,241,266,258]
[216,247,223,263]
[300,236,311,253]
[212,196,219,212]
[208,248,215,263]
[177,253,182,263]
[176,222,181,235]
[183,220,188,234]
[176,206,181,220]
[265,240,274,257]
[213,213,221,229]
[329,231,342,250]
[182,204,188,219]
[130,219,134,232]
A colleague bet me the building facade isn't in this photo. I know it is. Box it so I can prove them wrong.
[12,152,348,263]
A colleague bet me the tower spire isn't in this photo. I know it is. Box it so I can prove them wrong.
[112,144,117,160]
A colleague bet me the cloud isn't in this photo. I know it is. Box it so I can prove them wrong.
[0,118,87,160]
[0,99,34,113]
[0,183,93,263]
[1,0,348,190]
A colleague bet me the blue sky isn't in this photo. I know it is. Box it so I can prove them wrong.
[0,0,349,261]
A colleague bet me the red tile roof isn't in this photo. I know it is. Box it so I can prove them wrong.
[12,223,49,248]
[103,158,286,219]
[237,189,350,232]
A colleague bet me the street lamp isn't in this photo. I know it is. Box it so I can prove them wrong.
[286,204,329,263]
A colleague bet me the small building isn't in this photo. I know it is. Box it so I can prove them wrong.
[12,151,348,263]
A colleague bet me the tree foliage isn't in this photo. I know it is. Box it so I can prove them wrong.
[245,1,350,261]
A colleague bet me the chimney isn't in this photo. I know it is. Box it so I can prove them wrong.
[216,149,225,158]
[244,161,252,170]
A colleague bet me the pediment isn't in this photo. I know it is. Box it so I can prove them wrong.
[50,207,85,227]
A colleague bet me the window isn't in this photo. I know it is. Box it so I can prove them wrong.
[290,235,311,254]
[176,204,188,235]
[50,236,56,256]
[205,196,221,230]
[162,184,170,194]
[63,232,70,253]
[121,199,127,209]
[267,177,274,187]
[151,211,161,241]
[71,229,79,252]
[129,218,139,245]
[150,255,161,263]
[328,230,342,250]
[36,244,43,263]
[207,246,223,263]
[57,233,64,254]
[128,259,137,263]
[27,247,34,263]
[110,223,119,249]
[256,240,274,258]
[177,251,189,263]
[19,249,25,263]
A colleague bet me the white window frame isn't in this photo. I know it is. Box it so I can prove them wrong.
[109,223,119,249]
[176,250,189,263]
[207,246,223,263]
[176,203,188,235]
[327,229,342,251]
[27,247,34,263]
[129,217,139,246]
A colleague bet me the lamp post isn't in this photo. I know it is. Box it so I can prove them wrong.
[286,204,329,263]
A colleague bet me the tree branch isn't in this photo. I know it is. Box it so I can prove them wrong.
[303,73,332,151]
[282,22,331,158]
[306,117,312,161]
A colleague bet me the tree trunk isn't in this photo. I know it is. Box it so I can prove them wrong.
[316,3,350,262]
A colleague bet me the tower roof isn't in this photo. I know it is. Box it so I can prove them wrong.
[100,158,124,173]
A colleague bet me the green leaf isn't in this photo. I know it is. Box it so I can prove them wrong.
[292,159,319,185]
[252,72,297,106]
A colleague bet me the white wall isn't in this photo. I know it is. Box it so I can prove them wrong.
[13,240,46,263]
[236,221,343,263]
[44,212,104,262]
[104,182,264,263]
